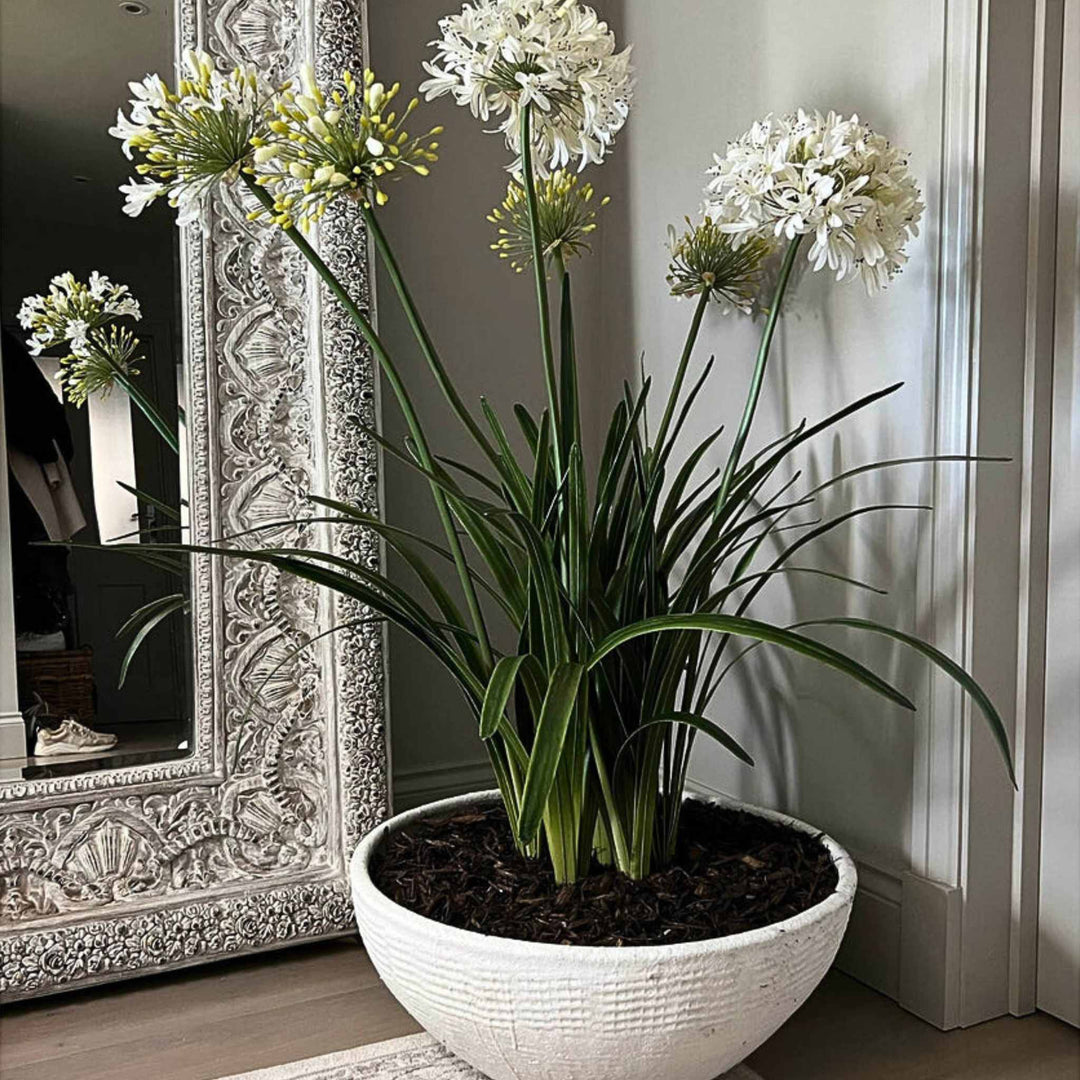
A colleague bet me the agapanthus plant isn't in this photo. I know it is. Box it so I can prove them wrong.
[488,168,608,271]
[110,49,272,225]
[704,109,925,293]
[420,0,634,174]
[251,65,442,228]
[17,272,176,451]
[18,271,141,357]
[19,273,188,681]
[99,2,1012,887]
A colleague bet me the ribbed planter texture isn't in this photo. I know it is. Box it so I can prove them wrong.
[351,790,856,1080]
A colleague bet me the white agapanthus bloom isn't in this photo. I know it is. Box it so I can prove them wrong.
[703,110,924,294]
[420,0,634,175]
[109,49,272,226]
[18,272,141,357]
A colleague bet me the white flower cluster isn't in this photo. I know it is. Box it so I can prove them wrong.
[109,49,272,226]
[420,0,633,174]
[18,272,141,357]
[704,110,924,293]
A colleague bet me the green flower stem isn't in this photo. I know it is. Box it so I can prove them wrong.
[552,247,567,289]
[715,235,803,512]
[241,175,494,673]
[361,204,503,473]
[519,104,562,477]
[106,357,180,454]
[653,288,711,459]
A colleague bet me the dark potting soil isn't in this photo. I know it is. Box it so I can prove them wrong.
[371,801,839,947]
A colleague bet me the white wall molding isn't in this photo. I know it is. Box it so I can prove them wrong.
[911,0,984,896]
[834,857,902,1002]
[0,342,28,763]
[1036,0,1080,1026]
[907,0,988,1028]
[1009,0,1065,1019]
[911,0,1064,1029]
[899,872,964,1027]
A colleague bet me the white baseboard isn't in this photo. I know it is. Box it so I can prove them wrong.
[392,759,494,812]
[0,710,26,763]
[835,854,904,1001]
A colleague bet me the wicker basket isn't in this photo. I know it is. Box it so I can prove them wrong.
[16,648,96,726]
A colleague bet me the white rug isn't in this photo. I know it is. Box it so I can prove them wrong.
[218,1032,763,1080]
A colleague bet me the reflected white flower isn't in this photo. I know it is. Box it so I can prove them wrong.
[18,273,141,358]
[704,110,924,294]
[64,318,91,355]
[420,0,634,175]
[109,49,273,226]
[58,325,143,407]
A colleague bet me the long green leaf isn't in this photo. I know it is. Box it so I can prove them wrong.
[480,655,528,739]
[518,662,585,844]
[116,481,182,522]
[115,592,188,639]
[796,617,1016,786]
[588,613,915,710]
[614,712,755,774]
[805,454,1010,499]
[118,595,187,687]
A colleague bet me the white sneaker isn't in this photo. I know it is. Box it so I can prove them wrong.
[34,717,118,756]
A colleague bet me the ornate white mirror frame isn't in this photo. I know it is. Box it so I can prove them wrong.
[0,0,388,1001]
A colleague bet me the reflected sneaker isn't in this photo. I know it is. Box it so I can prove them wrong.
[34,717,118,756]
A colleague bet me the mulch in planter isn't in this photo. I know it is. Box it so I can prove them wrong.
[371,800,839,947]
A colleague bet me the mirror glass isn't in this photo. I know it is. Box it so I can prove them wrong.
[1,0,193,778]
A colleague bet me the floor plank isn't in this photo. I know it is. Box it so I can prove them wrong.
[747,969,1079,1080]
[0,939,384,1072]
[1,937,1075,1080]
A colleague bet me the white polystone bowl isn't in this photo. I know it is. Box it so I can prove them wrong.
[351,790,856,1080]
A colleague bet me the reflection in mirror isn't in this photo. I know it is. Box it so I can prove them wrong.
[0,0,192,778]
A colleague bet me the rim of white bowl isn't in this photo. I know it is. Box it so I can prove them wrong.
[352,789,857,961]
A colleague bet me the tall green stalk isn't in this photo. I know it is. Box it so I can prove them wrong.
[105,358,180,454]
[242,175,494,673]
[362,204,503,473]
[519,104,563,479]
[715,236,803,512]
[652,289,710,458]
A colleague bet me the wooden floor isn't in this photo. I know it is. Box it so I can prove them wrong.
[0,938,1076,1080]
